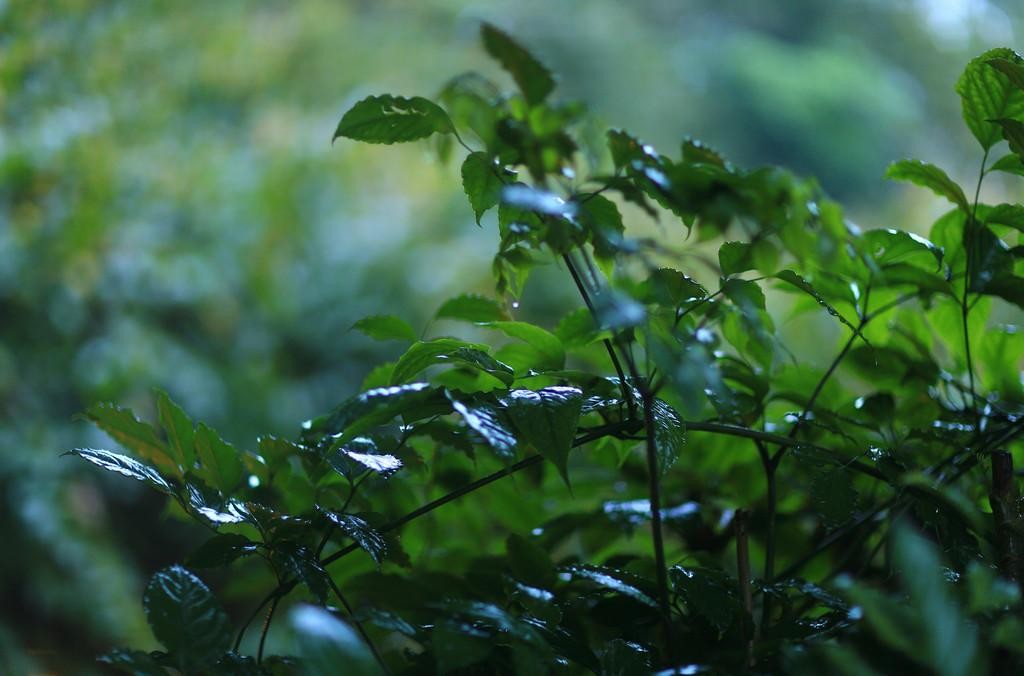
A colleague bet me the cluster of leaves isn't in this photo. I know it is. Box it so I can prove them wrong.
[72,25,1024,675]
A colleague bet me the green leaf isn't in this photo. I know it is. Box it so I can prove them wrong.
[188,533,259,568]
[564,564,658,608]
[480,23,555,106]
[670,566,741,633]
[333,95,453,144]
[641,268,708,307]
[322,511,388,565]
[155,390,195,472]
[391,338,514,386]
[81,403,175,475]
[506,533,557,588]
[478,320,565,371]
[143,566,231,669]
[809,469,858,530]
[986,203,1024,232]
[600,640,651,676]
[682,137,727,167]
[718,241,754,275]
[775,270,863,339]
[461,152,503,224]
[66,448,174,495]
[315,382,449,443]
[290,604,381,676]
[352,315,417,342]
[194,423,244,495]
[651,399,685,476]
[502,386,583,485]
[861,228,944,270]
[990,117,1024,156]
[450,395,518,460]
[956,48,1024,151]
[275,544,330,603]
[989,56,1024,90]
[884,160,968,211]
[435,293,510,322]
[989,153,1024,176]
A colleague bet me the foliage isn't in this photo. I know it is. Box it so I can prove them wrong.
[69,24,1024,675]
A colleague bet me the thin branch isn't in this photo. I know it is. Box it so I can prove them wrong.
[962,148,990,430]
[257,592,283,663]
[325,575,391,674]
[641,389,675,664]
[756,440,777,630]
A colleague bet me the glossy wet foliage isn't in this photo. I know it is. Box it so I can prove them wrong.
[70,23,1024,676]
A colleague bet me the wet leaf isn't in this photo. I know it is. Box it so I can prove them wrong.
[450,396,518,460]
[322,510,388,566]
[991,117,1024,157]
[651,399,685,476]
[502,386,583,485]
[718,241,754,275]
[97,649,168,676]
[330,437,403,479]
[66,448,174,495]
[501,184,576,217]
[333,94,453,144]
[478,320,565,371]
[391,338,514,386]
[564,564,658,608]
[188,533,259,568]
[155,390,195,471]
[81,403,176,475]
[317,382,449,444]
[143,566,231,669]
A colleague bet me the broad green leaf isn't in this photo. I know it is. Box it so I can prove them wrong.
[990,117,1024,156]
[564,564,658,608]
[577,194,626,260]
[194,423,244,495]
[641,268,708,307]
[275,544,330,603]
[435,293,510,322]
[986,203,1024,232]
[809,469,858,529]
[461,152,503,224]
[143,566,231,669]
[651,399,685,476]
[989,153,1024,176]
[956,48,1024,151]
[315,382,449,443]
[670,565,742,633]
[555,307,601,349]
[450,396,518,460]
[290,605,381,676]
[884,160,968,211]
[321,510,387,565]
[352,315,417,342]
[66,448,174,495]
[81,403,175,475]
[988,56,1024,90]
[718,241,754,275]
[390,338,514,386]
[333,95,453,144]
[502,386,583,485]
[480,23,555,106]
[155,390,195,471]
[775,270,863,338]
[433,621,492,673]
[478,320,565,371]
[185,482,250,526]
[861,228,944,270]
[188,533,259,568]
[506,533,557,588]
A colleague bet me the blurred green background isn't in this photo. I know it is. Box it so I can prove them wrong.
[2,0,1022,671]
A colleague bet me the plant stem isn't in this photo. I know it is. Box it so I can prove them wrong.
[735,509,755,667]
[235,584,291,652]
[641,388,675,664]
[562,252,635,413]
[962,149,989,429]
[756,441,776,630]
[325,574,391,674]
[257,592,282,663]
